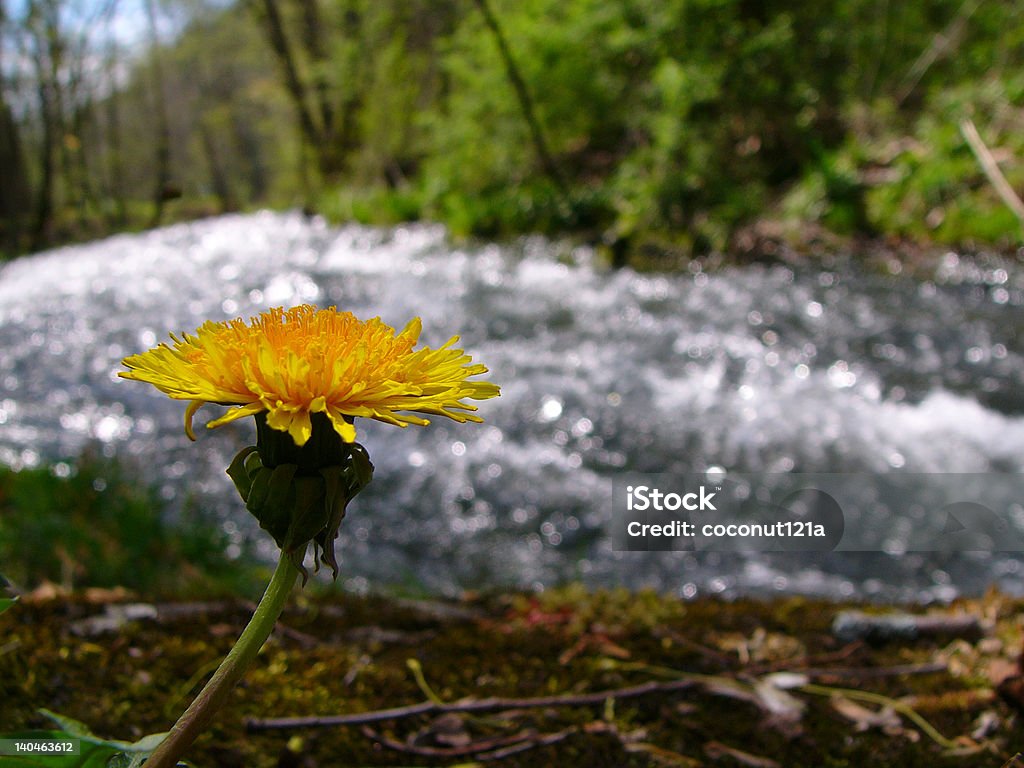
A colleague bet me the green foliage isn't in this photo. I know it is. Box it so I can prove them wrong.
[0,451,261,597]
[394,0,1024,252]
[321,184,426,226]
[4,0,1024,257]
[0,710,171,768]
[861,78,1024,246]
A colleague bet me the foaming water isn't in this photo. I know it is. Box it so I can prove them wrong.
[2,211,1023,600]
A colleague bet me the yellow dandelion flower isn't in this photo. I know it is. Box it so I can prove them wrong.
[119,304,500,446]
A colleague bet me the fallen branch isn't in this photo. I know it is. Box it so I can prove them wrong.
[833,610,984,643]
[245,678,696,731]
[359,724,576,760]
[704,740,781,768]
[359,725,543,758]
[960,118,1024,229]
[477,728,576,761]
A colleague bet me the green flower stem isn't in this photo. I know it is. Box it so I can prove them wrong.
[145,552,300,768]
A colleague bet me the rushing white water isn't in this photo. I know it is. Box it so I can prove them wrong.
[1,211,1023,600]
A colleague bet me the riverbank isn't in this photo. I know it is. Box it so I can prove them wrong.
[599,216,1023,276]
[5,198,1022,278]
[2,585,1021,766]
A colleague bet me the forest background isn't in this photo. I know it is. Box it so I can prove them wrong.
[1,0,1022,262]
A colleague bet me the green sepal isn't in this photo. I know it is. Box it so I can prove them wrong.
[317,467,347,579]
[281,476,334,583]
[245,463,273,514]
[263,464,298,520]
[228,430,376,585]
[285,476,329,554]
[249,466,296,548]
[226,446,258,501]
[243,449,263,478]
[227,413,376,585]
[349,443,374,489]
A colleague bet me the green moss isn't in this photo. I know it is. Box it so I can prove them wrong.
[0,451,265,597]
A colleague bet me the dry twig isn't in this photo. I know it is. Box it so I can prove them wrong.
[960,118,1024,230]
[359,724,577,761]
[246,678,696,731]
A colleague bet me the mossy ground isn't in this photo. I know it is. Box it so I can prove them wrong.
[2,586,1022,767]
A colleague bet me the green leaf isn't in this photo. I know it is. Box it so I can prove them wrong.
[0,596,17,615]
[0,713,181,767]
[124,733,169,753]
[0,730,130,767]
[37,710,96,739]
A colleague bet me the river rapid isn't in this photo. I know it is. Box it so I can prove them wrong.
[1,212,1023,601]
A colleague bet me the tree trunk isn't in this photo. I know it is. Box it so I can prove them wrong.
[472,0,567,195]
[145,0,173,228]
[0,97,30,254]
[253,0,362,182]
[232,113,268,201]
[68,95,101,232]
[296,0,332,134]
[199,122,237,213]
[0,1,31,255]
[52,44,80,226]
[103,49,128,227]
[254,0,321,150]
[29,47,57,251]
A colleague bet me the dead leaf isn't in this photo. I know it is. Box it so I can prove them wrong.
[752,677,807,719]
[713,628,805,666]
[831,696,901,732]
[977,637,1003,655]
[558,630,631,665]
[830,695,917,741]
[84,586,132,603]
[24,581,64,602]
[701,674,805,737]
[761,672,809,689]
[970,710,1000,741]
[412,713,472,748]
[988,657,1018,686]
